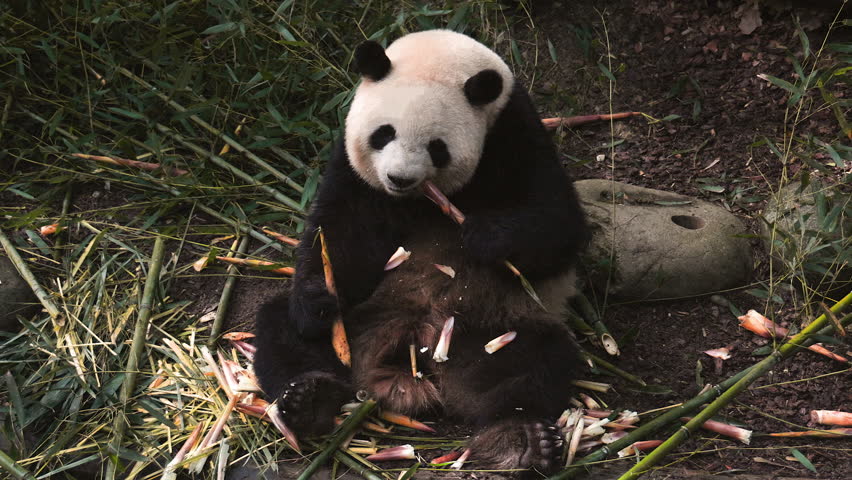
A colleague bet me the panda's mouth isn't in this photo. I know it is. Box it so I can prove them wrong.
[386,184,420,196]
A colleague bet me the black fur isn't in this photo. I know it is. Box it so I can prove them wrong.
[464,69,504,106]
[428,138,451,168]
[353,41,391,81]
[255,79,588,474]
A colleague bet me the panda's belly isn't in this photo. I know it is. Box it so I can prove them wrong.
[368,224,545,330]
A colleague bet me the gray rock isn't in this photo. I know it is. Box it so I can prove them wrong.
[0,256,38,331]
[575,179,752,300]
[760,180,850,295]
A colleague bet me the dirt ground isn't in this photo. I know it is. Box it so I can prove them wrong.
[3,0,850,479]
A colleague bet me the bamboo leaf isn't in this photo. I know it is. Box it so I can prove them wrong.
[790,448,817,473]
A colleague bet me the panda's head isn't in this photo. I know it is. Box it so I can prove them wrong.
[345,30,514,197]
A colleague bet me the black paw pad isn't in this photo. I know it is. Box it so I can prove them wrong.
[276,372,351,436]
[522,421,564,474]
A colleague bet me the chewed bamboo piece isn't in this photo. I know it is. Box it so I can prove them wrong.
[214,256,295,275]
[769,428,852,438]
[366,444,415,461]
[811,410,852,426]
[540,112,641,130]
[385,246,411,271]
[319,229,351,367]
[380,411,436,433]
[484,331,517,354]
[420,180,546,309]
[261,227,299,247]
[432,316,454,363]
[681,417,752,444]
[738,310,848,362]
[72,152,188,176]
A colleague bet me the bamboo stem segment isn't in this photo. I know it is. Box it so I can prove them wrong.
[208,235,250,346]
[296,400,377,480]
[0,449,36,480]
[106,236,167,480]
[0,229,62,320]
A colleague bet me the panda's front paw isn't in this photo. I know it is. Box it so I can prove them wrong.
[461,214,515,265]
[290,283,339,338]
[278,371,353,437]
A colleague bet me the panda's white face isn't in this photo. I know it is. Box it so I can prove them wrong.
[345,30,513,197]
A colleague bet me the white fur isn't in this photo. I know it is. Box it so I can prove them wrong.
[345,30,514,196]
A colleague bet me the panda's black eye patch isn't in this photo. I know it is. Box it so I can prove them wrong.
[369,124,396,150]
[428,139,451,168]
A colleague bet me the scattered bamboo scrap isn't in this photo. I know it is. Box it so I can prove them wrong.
[811,410,852,426]
[420,180,546,309]
[319,229,351,367]
[72,152,188,176]
[541,112,641,130]
[262,227,300,247]
[738,309,848,362]
[573,294,619,356]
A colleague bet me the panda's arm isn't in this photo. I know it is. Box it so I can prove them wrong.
[460,88,588,278]
[290,142,398,338]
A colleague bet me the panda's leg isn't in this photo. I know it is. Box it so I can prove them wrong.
[438,324,579,474]
[254,294,353,436]
[348,303,443,416]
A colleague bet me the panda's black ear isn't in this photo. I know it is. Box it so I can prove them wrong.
[353,41,391,81]
[464,69,503,106]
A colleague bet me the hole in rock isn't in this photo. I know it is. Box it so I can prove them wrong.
[671,215,706,230]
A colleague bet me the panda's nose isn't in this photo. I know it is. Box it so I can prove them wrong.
[387,174,417,189]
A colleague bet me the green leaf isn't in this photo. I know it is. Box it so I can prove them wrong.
[661,114,681,121]
[547,39,558,63]
[654,200,692,206]
[757,74,802,95]
[201,22,237,35]
[108,107,146,120]
[700,185,725,193]
[790,448,817,473]
[598,62,616,82]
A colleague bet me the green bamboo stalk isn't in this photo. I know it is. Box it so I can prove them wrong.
[105,236,167,480]
[565,306,595,337]
[0,229,61,319]
[52,184,73,260]
[208,235,250,346]
[573,292,619,355]
[616,290,852,480]
[579,348,647,386]
[152,122,303,212]
[21,108,288,252]
[332,451,386,480]
[0,449,36,480]
[114,66,306,195]
[297,399,377,480]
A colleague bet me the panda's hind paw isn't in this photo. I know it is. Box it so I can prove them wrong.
[277,371,352,436]
[468,418,563,476]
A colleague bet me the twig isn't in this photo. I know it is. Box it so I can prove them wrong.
[106,235,167,480]
[615,291,852,480]
[0,229,62,319]
[296,399,377,480]
[208,235,250,346]
[541,112,640,130]
[420,180,546,310]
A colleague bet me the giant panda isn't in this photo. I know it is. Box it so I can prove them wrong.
[254,29,588,474]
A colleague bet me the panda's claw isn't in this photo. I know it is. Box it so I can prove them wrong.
[274,371,352,437]
[467,418,564,476]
